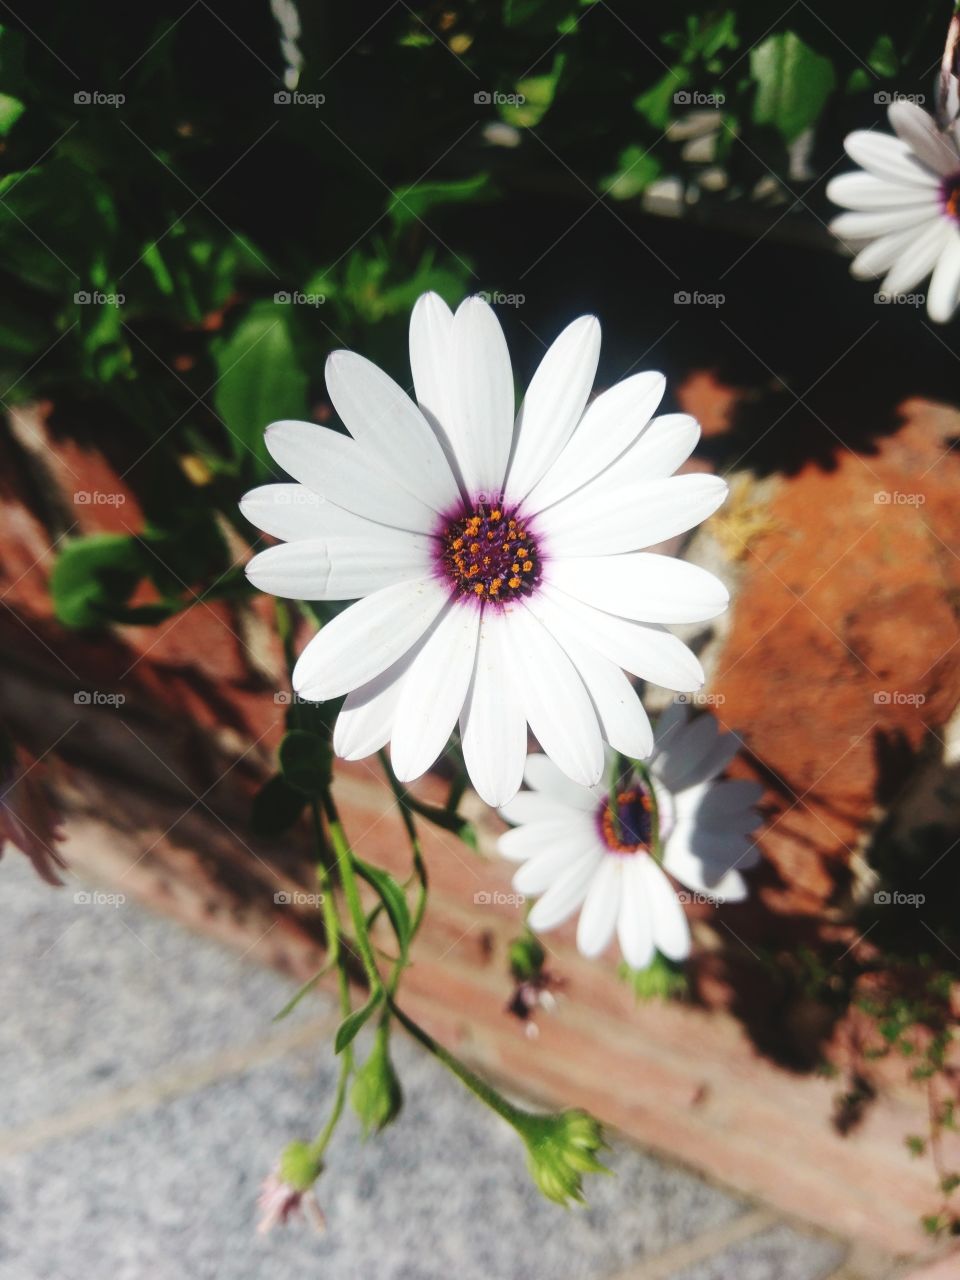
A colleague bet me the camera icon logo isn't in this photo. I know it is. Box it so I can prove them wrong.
[874,691,891,705]
[73,891,92,904]
[274,90,292,105]
[273,291,291,304]
[673,90,692,105]
[473,890,492,904]
[74,91,91,105]
[74,690,92,704]
[474,91,492,105]
[674,291,691,304]
[874,92,891,105]
[874,890,891,904]
[74,291,91,305]
[74,491,91,504]
[274,890,293,904]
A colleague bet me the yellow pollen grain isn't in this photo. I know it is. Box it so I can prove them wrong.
[523,560,533,573]
[470,541,480,554]
[508,575,521,589]
[490,510,502,521]
[473,583,485,594]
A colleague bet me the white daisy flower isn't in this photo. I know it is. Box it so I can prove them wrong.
[827,101,960,323]
[242,294,729,806]
[498,706,763,969]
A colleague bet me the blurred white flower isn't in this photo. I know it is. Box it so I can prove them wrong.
[497,706,763,969]
[243,293,728,805]
[828,101,960,323]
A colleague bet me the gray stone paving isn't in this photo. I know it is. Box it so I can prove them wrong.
[0,856,853,1280]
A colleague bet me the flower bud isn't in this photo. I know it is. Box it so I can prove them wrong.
[516,1109,608,1206]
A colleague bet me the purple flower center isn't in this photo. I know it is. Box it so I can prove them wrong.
[598,784,653,854]
[437,501,541,603]
[942,173,960,223]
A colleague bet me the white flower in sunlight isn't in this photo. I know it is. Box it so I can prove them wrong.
[242,294,728,806]
[497,707,763,969]
[828,101,960,323]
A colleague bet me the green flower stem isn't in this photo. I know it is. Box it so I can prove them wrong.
[322,793,383,997]
[387,996,527,1130]
[378,750,429,938]
[631,757,663,861]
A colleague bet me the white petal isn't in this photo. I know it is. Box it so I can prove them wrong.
[504,315,600,504]
[888,101,960,175]
[334,660,414,760]
[527,848,602,932]
[245,532,432,601]
[831,208,938,240]
[508,605,604,786]
[511,821,599,894]
[616,858,654,969]
[499,790,580,826]
[500,817,586,862]
[527,585,705,691]
[522,753,600,810]
[576,856,622,956]
[826,171,938,211]
[880,219,952,295]
[539,473,727,557]
[555,632,653,759]
[525,371,666,511]
[460,608,527,806]
[240,485,380,543]
[927,232,960,323]
[409,292,464,491]
[844,130,941,185]
[325,351,460,513]
[850,226,931,279]
[448,297,515,499]
[639,859,690,961]
[675,779,763,835]
[390,605,480,781]
[293,579,448,702]
[265,421,436,533]
[547,554,729,625]
[662,834,749,901]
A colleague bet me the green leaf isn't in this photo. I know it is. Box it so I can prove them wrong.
[278,730,333,796]
[355,858,412,953]
[212,299,308,476]
[250,773,307,838]
[750,31,836,144]
[0,93,24,136]
[500,54,565,128]
[619,952,688,1000]
[350,1025,403,1135]
[335,991,383,1053]
[388,173,492,231]
[272,959,336,1021]
[601,146,661,201]
[50,533,145,629]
